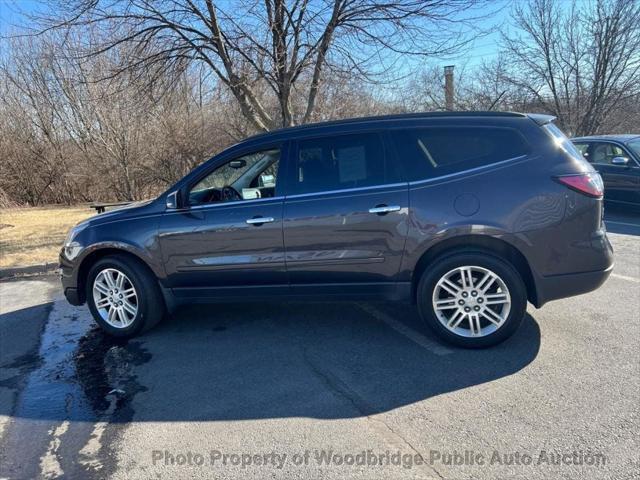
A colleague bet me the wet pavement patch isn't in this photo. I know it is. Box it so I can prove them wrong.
[4,299,152,423]
[0,299,153,479]
[75,327,151,414]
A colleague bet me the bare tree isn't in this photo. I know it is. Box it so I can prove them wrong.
[500,0,640,135]
[0,30,398,205]
[31,0,489,132]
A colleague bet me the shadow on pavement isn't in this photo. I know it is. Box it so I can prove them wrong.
[0,300,541,423]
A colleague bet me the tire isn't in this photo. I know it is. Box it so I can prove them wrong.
[86,254,165,337]
[416,251,527,348]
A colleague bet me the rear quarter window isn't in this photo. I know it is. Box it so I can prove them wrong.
[543,123,585,162]
[392,126,530,181]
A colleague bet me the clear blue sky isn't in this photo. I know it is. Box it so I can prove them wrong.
[430,0,589,70]
[0,0,39,29]
[429,0,512,70]
[0,0,589,71]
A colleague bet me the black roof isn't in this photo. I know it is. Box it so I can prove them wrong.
[245,111,529,143]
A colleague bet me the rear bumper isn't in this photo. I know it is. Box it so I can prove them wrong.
[525,207,614,306]
[534,263,613,307]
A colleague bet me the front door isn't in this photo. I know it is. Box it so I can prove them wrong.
[283,131,409,297]
[159,145,287,298]
[581,142,640,206]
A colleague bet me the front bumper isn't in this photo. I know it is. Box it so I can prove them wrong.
[59,251,84,305]
[63,287,83,305]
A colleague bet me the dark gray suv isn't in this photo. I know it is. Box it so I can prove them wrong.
[60,112,613,348]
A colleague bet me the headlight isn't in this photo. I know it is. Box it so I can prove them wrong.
[63,223,88,260]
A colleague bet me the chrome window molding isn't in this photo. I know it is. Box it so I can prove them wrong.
[187,196,285,211]
[284,182,408,200]
[408,154,530,187]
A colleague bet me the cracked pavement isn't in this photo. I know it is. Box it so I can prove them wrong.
[0,210,638,479]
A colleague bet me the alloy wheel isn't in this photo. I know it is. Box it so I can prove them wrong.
[92,268,139,328]
[432,265,511,338]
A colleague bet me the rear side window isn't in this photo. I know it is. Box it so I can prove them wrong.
[292,132,400,195]
[543,123,585,161]
[392,127,530,181]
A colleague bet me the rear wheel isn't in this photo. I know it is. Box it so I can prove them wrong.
[86,255,165,337]
[417,252,527,348]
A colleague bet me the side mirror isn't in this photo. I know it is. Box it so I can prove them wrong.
[166,190,180,209]
[611,156,629,166]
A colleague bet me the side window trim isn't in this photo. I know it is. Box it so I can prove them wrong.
[284,181,408,200]
[188,195,285,211]
[407,153,530,187]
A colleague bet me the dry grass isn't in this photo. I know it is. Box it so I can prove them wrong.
[0,206,93,268]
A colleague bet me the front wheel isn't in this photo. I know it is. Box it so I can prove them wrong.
[417,252,527,348]
[86,255,165,337]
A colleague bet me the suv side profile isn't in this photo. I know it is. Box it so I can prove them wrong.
[60,112,613,348]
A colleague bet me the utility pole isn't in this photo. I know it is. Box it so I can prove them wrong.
[444,65,455,111]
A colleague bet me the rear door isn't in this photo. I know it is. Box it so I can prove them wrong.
[282,131,409,297]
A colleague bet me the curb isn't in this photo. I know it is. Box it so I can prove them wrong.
[0,262,59,279]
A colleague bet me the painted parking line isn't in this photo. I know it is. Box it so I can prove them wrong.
[611,273,640,283]
[357,303,454,356]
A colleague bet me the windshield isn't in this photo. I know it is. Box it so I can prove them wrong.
[627,139,640,159]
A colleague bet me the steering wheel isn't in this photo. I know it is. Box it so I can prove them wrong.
[221,186,242,202]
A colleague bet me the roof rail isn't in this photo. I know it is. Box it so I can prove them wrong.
[244,111,529,143]
[527,113,556,126]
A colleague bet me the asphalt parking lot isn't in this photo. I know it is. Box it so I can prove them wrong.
[0,209,638,480]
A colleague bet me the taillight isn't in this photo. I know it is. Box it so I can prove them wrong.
[554,172,604,198]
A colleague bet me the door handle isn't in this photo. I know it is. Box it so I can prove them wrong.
[246,216,275,225]
[368,205,401,215]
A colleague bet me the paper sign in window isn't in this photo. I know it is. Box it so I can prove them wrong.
[337,146,367,183]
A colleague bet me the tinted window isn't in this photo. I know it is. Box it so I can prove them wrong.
[293,133,398,194]
[393,127,530,180]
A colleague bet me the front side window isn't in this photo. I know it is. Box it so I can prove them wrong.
[293,133,398,195]
[393,126,530,181]
[589,143,627,165]
[189,148,280,206]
